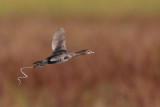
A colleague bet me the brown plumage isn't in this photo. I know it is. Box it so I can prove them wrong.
[33,28,94,68]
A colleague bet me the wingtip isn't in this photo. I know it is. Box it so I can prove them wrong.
[59,27,65,32]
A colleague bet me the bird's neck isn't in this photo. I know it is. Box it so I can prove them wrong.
[75,50,87,56]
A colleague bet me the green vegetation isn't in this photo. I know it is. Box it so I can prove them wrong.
[0,0,160,17]
[0,0,160,106]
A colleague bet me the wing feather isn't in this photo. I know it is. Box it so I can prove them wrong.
[52,28,67,54]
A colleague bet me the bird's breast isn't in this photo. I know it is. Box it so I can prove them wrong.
[49,54,73,64]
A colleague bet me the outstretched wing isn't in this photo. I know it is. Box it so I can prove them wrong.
[52,28,67,54]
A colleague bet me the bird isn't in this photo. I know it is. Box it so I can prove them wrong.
[33,28,94,68]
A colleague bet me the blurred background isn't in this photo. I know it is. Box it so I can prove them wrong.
[0,0,160,107]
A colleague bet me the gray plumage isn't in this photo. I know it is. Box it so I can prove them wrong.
[52,28,67,54]
[33,28,94,68]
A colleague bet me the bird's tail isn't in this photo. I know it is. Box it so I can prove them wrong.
[33,59,48,68]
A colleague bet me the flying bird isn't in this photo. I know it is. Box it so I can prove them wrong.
[18,28,94,85]
[33,28,94,68]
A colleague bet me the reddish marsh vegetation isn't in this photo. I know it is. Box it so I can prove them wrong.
[0,16,160,107]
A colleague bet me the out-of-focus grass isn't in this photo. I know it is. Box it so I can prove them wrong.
[0,0,160,106]
[0,0,160,17]
[0,16,160,107]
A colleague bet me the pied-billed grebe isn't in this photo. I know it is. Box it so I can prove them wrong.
[33,28,94,68]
